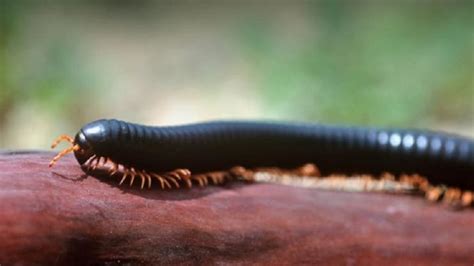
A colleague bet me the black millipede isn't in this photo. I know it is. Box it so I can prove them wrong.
[49,119,474,191]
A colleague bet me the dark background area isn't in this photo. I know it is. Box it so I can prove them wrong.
[1,0,472,149]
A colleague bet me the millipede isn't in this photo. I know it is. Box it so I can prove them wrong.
[49,119,474,198]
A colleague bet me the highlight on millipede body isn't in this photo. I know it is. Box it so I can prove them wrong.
[49,134,80,168]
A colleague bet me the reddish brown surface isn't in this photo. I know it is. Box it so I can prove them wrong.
[0,151,473,265]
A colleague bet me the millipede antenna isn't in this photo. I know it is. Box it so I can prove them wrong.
[49,135,80,167]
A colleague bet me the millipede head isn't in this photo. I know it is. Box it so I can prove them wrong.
[50,120,113,168]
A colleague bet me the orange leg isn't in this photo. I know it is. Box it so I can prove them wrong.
[119,169,130,186]
[162,178,172,189]
[151,173,166,189]
[91,156,103,171]
[49,144,80,167]
[164,172,181,188]
[101,157,109,168]
[137,170,147,189]
[208,174,218,184]
[295,163,321,177]
[214,172,228,184]
[164,175,180,188]
[144,169,191,189]
[103,164,194,190]
[202,175,210,186]
[175,169,192,187]
[183,178,192,188]
[85,154,97,163]
[175,169,191,178]
[108,162,119,175]
[129,168,137,187]
[84,155,97,170]
[192,175,206,187]
[143,171,152,189]
[50,135,74,149]
[166,171,182,181]
[462,191,473,207]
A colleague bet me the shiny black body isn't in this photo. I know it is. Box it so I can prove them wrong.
[74,119,474,189]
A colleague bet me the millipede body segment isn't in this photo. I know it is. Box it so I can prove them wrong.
[50,119,474,190]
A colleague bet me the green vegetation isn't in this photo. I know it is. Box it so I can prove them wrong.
[0,1,472,148]
[240,2,473,126]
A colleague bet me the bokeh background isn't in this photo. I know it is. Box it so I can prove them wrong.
[1,0,473,149]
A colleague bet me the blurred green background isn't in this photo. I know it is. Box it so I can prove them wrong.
[1,0,473,149]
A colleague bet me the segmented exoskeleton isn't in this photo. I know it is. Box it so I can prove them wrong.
[50,119,474,191]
